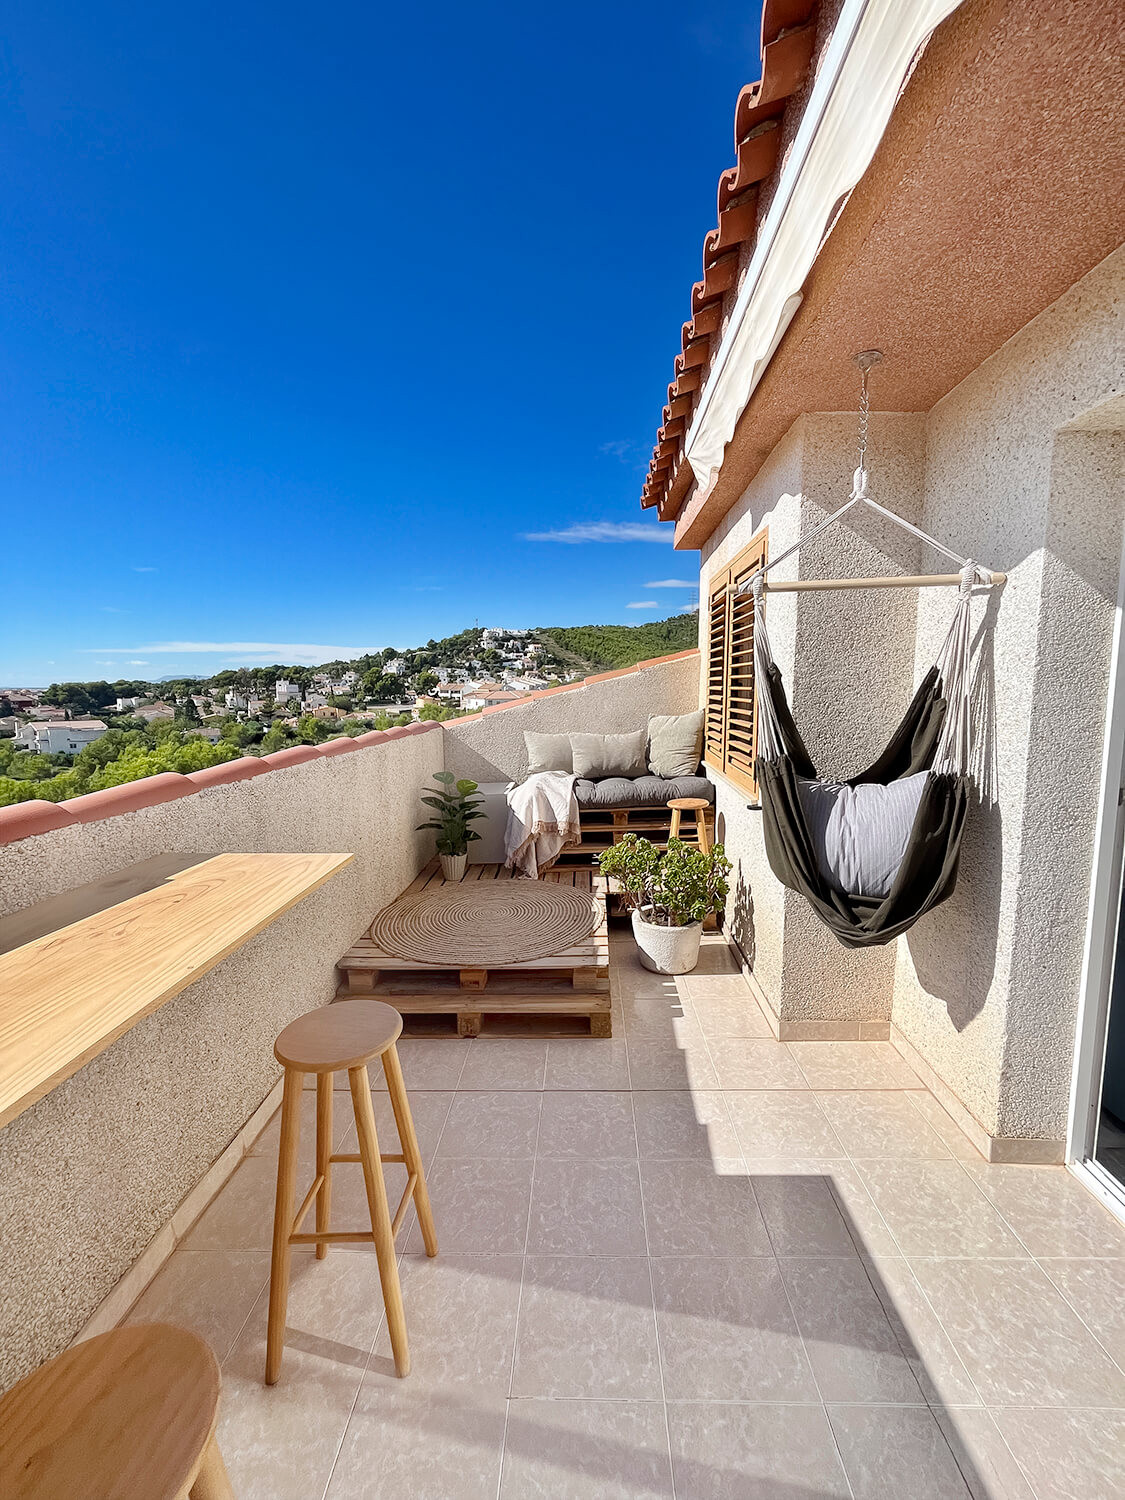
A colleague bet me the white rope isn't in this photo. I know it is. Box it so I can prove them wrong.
[932,563,990,779]
[751,572,784,762]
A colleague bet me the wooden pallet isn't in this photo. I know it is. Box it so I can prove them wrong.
[555,804,716,867]
[337,860,611,1036]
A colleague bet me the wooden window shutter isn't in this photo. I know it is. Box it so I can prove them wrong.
[703,529,767,797]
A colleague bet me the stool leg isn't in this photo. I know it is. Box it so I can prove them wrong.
[315,1073,333,1260]
[669,806,681,841]
[348,1065,411,1377]
[383,1042,438,1258]
[189,1433,235,1499]
[265,1067,303,1385]
[696,810,711,855]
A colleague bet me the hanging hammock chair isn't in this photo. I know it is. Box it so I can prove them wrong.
[750,562,990,948]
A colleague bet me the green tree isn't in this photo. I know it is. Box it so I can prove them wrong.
[175,696,202,726]
[415,671,439,695]
[0,695,14,718]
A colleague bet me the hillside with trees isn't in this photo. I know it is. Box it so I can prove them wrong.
[535,613,698,670]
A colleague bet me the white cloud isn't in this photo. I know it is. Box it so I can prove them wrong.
[128,660,149,666]
[644,579,698,588]
[82,642,378,664]
[132,566,157,573]
[523,522,671,544]
[626,601,659,609]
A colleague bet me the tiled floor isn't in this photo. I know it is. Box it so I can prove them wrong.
[124,931,1125,1499]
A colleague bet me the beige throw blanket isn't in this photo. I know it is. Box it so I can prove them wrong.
[505,771,581,878]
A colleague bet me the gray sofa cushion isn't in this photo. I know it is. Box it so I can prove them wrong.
[648,710,705,778]
[570,730,648,780]
[576,774,715,810]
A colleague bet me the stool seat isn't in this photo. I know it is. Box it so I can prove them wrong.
[0,1324,231,1500]
[666,796,711,811]
[274,998,402,1073]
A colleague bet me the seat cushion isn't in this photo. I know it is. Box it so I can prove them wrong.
[796,771,929,899]
[576,774,715,810]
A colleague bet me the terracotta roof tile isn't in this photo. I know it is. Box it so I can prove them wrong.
[315,737,362,757]
[0,801,78,840]
[262,746,326,769]
[641,0,818,519]
[64,773,198,824]
[186,757,272,787]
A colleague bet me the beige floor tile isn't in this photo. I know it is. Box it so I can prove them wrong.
[751,1167,862,1257]
[512,1256,661,1399]
[822,1159,902,1257]
[365,1254,521,1391]
[707,1038,808,1090]
[815,1089,954,1160]
[855,1161,1026,1257]
[536,1090,637,1158]
[908,1090,985,1161]
[787,1041,922,1090]
[666,1402,851,1499]
[219,1252,387,1499]
[620,990,701,1042]
[691,939,740,974]
[435,1091,542,1158]
[991,1407,1125,1500]
[864,1256,982,1407]
[827,1404,972,1499]
[544,1037,631,1090]
[1040,1256,1125,1360]
[625,1036,719,1090]
[249,1089,354,1166]
[527,1158,647,1255]
[327,1385,507,1500]
[404,1157,534,1254]
[181,1154,280,1250]
[778,1257,925,1403]
[500,1399,673,1499]
[631,1089,742,1163]
[651,1256,818,1401]
[909,1256,1125,1407]
[727,1090,847,1158]
[456,1038,548,1091]
[389,1036,470,1091]
[126,1249,268,1365]
[639,1160,772,1255]
[678,973,760,1002]
[934,1409,1036,1500]
[962,1162,1125,1258]
[687,993,774,1039]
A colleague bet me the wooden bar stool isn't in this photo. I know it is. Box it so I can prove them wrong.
[0,1323,234,1498]
[266,998,437,1386]
[667,796,713,853]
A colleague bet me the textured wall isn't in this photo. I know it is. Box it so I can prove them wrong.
[0,732,442,1389]
[893,247,1125,1142]
[442,654,701,784]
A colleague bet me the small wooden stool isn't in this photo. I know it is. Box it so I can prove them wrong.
[667,796,713,853]
[0,1323,234,1499]
[266,999,437,1385]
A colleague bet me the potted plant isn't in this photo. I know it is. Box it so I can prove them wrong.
[599,834,731,974]
[416,771,485,881]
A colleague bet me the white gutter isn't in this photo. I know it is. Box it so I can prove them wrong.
[684,0,966,495]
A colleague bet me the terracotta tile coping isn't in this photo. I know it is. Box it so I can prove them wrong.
[0,650,698,845]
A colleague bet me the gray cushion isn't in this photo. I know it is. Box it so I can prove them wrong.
[576,774,715,810]
[524,731,573,774]
[648,711,705,778]
[796,771,928,899]
[570,730,648,780]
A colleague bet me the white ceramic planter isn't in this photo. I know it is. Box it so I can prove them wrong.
[440,852,468,882]
[631,908,703,974]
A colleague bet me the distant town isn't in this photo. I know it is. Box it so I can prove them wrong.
[0,615,697,806]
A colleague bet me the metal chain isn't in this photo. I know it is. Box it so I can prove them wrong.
[857,362,870,472]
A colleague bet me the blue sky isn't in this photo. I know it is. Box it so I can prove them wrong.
[2,1,762,685]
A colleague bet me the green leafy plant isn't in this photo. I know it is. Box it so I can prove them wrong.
[416,771,486,856]
[599,834,731,928]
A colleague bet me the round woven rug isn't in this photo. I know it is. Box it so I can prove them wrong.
[371,880,597,967]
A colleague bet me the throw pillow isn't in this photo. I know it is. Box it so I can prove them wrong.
[524,731,574,774]
[648,710,705,778]
[569,729,648,780]
[796,771,929,899]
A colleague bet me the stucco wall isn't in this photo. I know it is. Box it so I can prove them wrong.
[442,654,701,784]
[0,731,442,1389]
[893,247,1125,1143]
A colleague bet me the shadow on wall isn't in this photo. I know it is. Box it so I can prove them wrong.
[729,854,757,971]
[907,597,1002,1031]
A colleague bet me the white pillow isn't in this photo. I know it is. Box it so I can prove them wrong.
[796,772,929,899]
